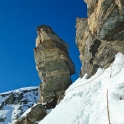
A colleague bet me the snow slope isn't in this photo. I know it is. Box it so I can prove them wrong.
[39,53,124,124]
[0,87,39,124]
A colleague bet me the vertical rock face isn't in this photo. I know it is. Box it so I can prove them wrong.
[84,0,98,16]
[34,25,75,108]
[76,0,124,78]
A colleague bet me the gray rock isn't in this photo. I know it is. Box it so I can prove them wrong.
[14,116,28,124]
[27,104,46,123]
[76,0,124,78]
[76,18,101,77]
[34,25,75,108]
[14,104,47,124]
[0,87,39,123]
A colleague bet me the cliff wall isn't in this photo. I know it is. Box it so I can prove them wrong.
[76,0,124,77]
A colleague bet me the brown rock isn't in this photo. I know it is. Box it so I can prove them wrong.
[27,104,47,123]
[34,25,75,108]
[76,0,124,78]
[14,104,47,124]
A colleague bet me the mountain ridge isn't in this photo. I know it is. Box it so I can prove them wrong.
[0,87,39,124]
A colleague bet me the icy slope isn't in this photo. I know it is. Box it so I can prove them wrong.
[0,87,39,124]
[39,53,124,124]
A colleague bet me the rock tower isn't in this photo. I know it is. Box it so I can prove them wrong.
[14,25,75,124]
[34,25,75,108]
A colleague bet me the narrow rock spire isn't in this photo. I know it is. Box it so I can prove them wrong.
[34,25,75,108]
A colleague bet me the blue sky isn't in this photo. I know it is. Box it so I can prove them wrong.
[0,0,87,93]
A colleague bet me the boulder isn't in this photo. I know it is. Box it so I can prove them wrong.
[27,104,47,123]
[14,104,47,124]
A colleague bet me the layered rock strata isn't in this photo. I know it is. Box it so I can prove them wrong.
[14,25,75,124]
[76,0,124,78]
[34,25,75,108]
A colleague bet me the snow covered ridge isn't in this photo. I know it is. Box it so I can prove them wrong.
[39,53,124,124]
[0,87,39,124]
[0,87,38,95]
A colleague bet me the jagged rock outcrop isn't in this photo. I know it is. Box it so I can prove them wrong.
[76,0,124,78]
[34,25,75,108]
[14,25,75,124]
[14,104,46,124]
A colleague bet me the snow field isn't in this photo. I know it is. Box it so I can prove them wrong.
[39,53,124,124]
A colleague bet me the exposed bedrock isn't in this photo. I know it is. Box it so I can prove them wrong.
[76,0,124,78]
[15,25,75,124]
[34,25,75,108]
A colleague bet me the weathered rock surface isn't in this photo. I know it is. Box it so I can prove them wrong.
[15,25,75,124]
[76,0,124,78]
[84,0,98,16]
[34,25,75,108]
[14,104,46,124]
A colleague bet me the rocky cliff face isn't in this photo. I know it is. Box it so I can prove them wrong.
[76,0,124,78]
[0,87,39,124]
[34,25,75,108]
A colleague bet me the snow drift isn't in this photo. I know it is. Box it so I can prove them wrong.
[39,53,124,124]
